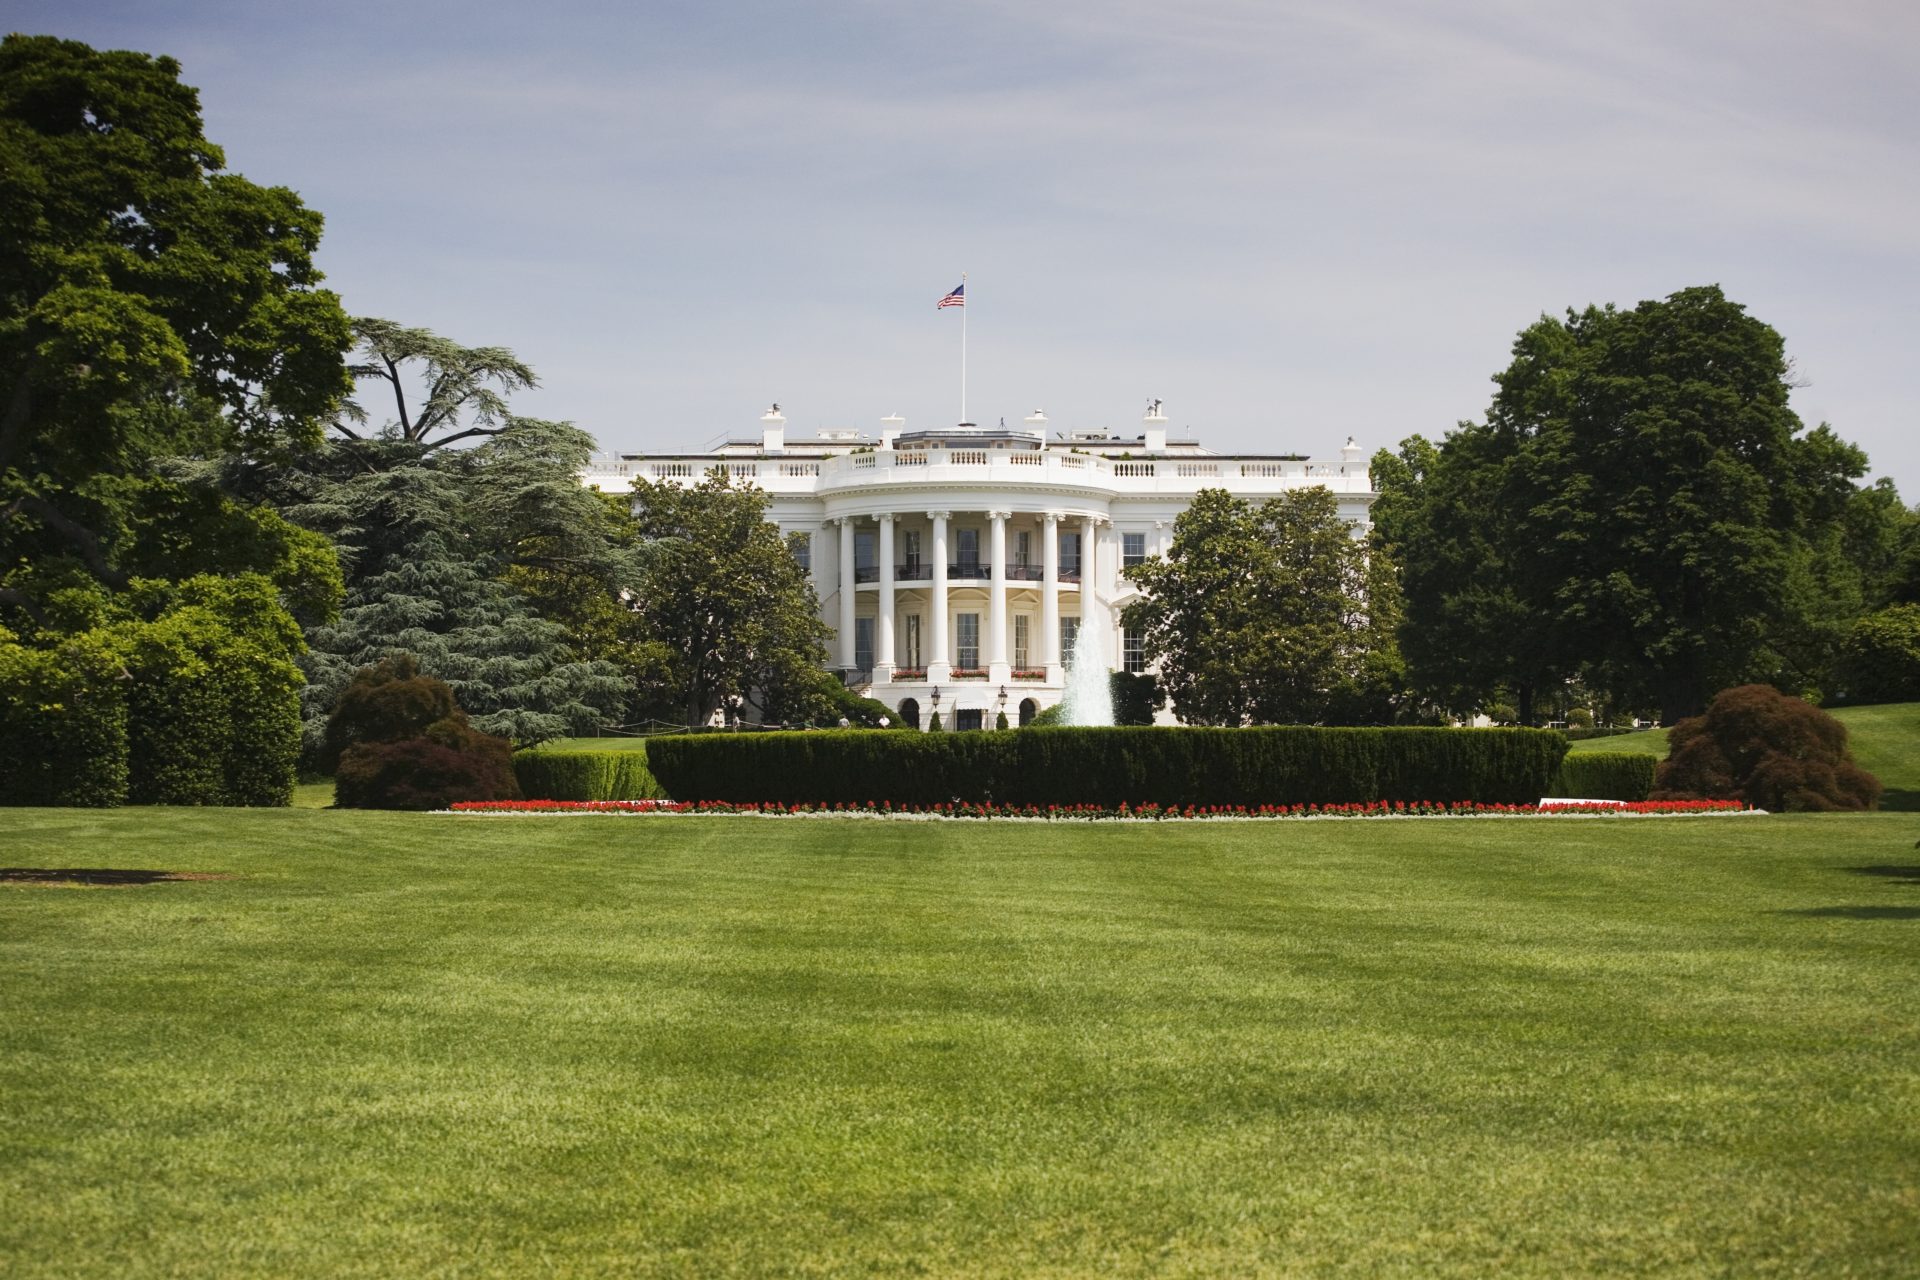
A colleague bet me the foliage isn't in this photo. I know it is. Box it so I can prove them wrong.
[1109,671,1161,726]
[332,318,536,453]
[1391,286,1888,724]
[333,733,520,811]
[0,624,128,806]
[625,470,831,726]
[116,575,304,806]
[0,35,351,608]
[645,726,1566,809]
[1654,684,1879,812]
[280,424,632,756]
[512,748,666,802]
[1123,487,1401,726]
[1548,752,1656,802]
[1832,605,1920,705]
[327,655,520,809]
[927,711,943,732]
[1027,702,1063,727]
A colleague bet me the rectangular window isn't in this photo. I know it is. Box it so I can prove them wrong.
[1013,616,1030,668]
[1122,627,1145,673]
[904,614,922,668]
[1059,531,1081,576]
[903,530,921,569]
[854,617,874,672]
[854,531,875,572]
[957,613,980,668]
[1015,531,1032,567]
[956,709,984,732]
[1061,616,1080,666]
[1122,532,1146,568]
[957,528,980,572]
[788,530,811,573]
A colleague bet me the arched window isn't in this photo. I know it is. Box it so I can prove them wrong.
[897,697,921,730]
[1018,698,1039,727]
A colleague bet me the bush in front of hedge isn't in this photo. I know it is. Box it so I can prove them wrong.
[513,748,667,801]
[644,726,1567,808]
[1548,752,1656,801]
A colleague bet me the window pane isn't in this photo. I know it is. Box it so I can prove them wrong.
[1014,616,1030,668]
[1122,627,1145,673]
[1123,532,1145,567]
[855,532,875,570]
[1059,532,1080,574]
[905,615,921,667]
[957,613,980,668]
[855,617,874,671]
[787,530,811,573]
[1061,616,1080,665]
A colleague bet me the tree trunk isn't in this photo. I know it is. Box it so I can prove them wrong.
[1517,683,1535,728]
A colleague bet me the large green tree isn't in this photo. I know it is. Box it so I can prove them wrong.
[625,470,831,727]
[1398,286,1884,724]
[1123,486,1401,726]
[0,35,351,609]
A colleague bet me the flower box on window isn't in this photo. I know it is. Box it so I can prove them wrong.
[891,669,927,681]
[1011,669,1047,681]
[950,668,987,679]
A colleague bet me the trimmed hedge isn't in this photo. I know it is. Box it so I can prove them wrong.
[513,748,667,802]
[1548,752,1656,802]
[0,628,130,808]
[644,726,1567,808]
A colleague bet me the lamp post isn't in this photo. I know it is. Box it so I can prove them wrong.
[997,685,1008,726]
[930,685,941,731]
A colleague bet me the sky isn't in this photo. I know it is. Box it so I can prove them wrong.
[20,1,1920,491]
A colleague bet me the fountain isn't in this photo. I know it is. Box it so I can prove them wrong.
[1056,620,1113,726]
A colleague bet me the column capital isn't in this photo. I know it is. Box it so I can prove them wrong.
[987,509,1012,521]
[1153,519,1170,529]
[1041,512,1062,526]
[926,509,951,521]
[877,511,896,525]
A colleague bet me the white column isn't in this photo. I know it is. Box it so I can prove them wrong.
[1080,515,1102,666]
[1041,512,1061,676]
[928,510,951,679]
[876,513,896,676]
[1154,519,1172,557]
[837,517,856,671]
[987,510,1009,678]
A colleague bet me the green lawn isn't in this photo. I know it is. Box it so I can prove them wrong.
[527,735,656,752]
[1566,727,1670,756]
[4,810,1919,1276]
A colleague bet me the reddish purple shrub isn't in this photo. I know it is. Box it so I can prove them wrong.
[1653,684,1880,812]
[326,655,520,810]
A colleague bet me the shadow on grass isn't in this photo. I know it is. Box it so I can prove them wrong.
[1781,906,1920,920]
[1845,865,1920,885]
[1877,788,1920,812]
[0,868,230,887]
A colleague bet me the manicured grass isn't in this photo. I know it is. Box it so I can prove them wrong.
[4,809,1918,1276]
[1831,703,1920,811]
[1566,727,1669,756]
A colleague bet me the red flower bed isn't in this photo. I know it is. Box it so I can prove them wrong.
[449,798,1750,819]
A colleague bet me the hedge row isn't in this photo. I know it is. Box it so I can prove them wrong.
[644,726,1568,808]
[1548,753,1657,802]
[513,748,667,801]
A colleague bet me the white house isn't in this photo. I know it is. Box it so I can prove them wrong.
[582,406,1375,729]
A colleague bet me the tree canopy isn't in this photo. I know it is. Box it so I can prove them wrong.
[1,34,352,609]
[624,470,831,727]
[1393,285,1890,724]
[1123,486,1400,725]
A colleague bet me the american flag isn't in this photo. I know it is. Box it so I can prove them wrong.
[937,283,965,308]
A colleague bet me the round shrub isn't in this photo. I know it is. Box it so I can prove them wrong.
[1654,684,1880,812]
[326,656,520,809]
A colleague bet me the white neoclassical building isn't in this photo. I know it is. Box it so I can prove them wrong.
[583,407,1375,729]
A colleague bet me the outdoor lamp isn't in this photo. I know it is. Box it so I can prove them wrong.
[997,686,1008,709]
[930,685,941,709]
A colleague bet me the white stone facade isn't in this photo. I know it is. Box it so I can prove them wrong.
[583,408,1376,729]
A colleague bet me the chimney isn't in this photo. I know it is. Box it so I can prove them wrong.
[1143,401,1169,453]
[1023,410,1048,437]
[880,414,904,450]
[1341,436,1363,475]
[760,404,786,452]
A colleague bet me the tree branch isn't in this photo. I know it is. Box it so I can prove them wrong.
[418,425,507,453]
[0,369,33,474]
[382,353,412,438]
[2,496,127,589]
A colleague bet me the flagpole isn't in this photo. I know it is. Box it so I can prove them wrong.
[960,271,968,423]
